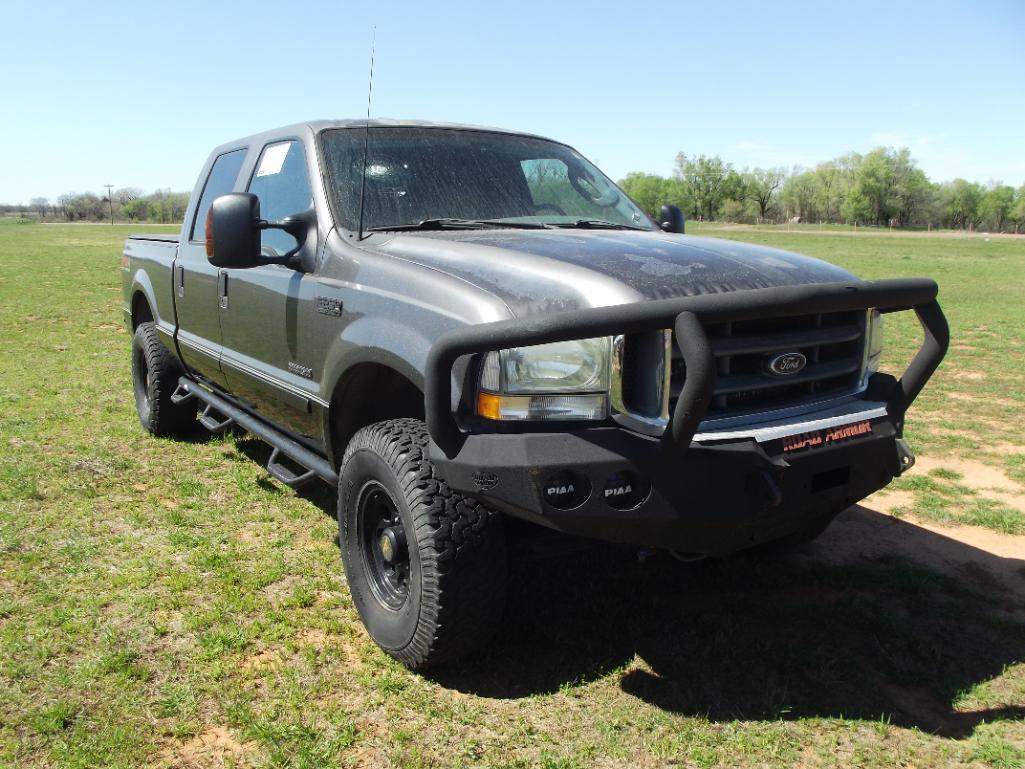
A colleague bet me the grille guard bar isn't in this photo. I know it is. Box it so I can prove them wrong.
[425,278,949,459]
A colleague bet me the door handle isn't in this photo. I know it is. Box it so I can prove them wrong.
[176,264,185,298]
[218,271,228,310]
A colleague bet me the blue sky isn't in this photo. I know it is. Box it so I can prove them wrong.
[3,0,1023,203]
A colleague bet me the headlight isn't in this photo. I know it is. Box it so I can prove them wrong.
[478,337,612,421]
[864,309,884,380]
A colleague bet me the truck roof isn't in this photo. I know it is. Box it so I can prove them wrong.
[216,119,552,154]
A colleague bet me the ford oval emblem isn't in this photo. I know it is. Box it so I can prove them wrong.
[766,352,807,377]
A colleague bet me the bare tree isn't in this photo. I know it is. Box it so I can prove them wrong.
[57,193,74,221]
[115,187,143,205]
[30,197,50,219]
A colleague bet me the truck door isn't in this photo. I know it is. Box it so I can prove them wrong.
[174,148,247,388]
[216,139,321,436]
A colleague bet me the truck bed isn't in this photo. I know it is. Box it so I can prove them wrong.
[128,233,181,244]
[122,233,181,345]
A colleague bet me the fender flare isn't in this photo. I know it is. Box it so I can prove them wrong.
[128,270,166,335]
[318,315,436,461]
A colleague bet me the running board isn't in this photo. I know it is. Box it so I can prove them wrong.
[176,376,337,487]
[266,447,318,488]
[199,404,234,434]
[170,382,196,406]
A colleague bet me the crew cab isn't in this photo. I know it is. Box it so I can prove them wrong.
[122,120,948,668]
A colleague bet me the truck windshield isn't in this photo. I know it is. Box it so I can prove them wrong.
[320,127,654,233]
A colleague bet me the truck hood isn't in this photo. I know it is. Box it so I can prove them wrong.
[371,229,857,317]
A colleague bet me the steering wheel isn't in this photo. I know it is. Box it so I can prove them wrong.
[533,203,566,216]
[569,172,621,208]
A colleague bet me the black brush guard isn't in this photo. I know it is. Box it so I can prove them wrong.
[426,278,949,460]
[422,278,948,552]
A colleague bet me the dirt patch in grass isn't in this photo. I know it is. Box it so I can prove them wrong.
[913,455,1021,494]
[297,629,332,650]
[259,574,303,605]
[242,629,361,673]
[969,415,1021,434]
[882,451,1025,532]
[242,647,281,672]
[823,505,1025,615]
[162,726,255,768]
[985,490,1025,514]
[868,489,916,513]
[956,370,987,381]
[945,391,1018,408]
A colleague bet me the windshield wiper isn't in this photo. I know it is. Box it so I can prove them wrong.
[366,218,551,232]
[550,219,649,231]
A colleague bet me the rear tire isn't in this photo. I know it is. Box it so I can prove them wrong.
[131,322,195,437]
[338,418,507,669]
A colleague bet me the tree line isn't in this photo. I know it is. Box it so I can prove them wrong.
[4,147,1024,232]
[3,188,190,224]
[619,147,1025,232]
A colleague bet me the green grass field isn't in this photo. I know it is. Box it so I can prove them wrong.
[1,222,1023,768]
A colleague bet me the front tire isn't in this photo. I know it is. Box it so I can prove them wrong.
[131,322,195,437]
[338,419,507,669]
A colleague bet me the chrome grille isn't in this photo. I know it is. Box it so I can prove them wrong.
[670,310,867,419]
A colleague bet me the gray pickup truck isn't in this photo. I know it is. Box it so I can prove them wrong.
[122,119,948,668]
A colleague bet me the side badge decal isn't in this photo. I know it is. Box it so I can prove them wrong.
[316,296,343,317]
[287,361,314,379]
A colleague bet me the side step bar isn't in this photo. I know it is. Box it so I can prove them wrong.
[199,404,235,434]
[176,376,337,488]
[170,382,196,406]
[175,383,235,435]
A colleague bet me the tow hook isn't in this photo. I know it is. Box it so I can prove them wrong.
[895,438,916,475]
[746,469,783,510]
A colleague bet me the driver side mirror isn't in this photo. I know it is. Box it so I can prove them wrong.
[205,192,310,269]
[660,204,685,234]
[206,193,261,268]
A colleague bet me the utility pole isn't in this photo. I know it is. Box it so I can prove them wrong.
[104,184,115,226]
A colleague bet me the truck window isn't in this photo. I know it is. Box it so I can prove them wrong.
[248,141,313,256]
[189,149,247,242]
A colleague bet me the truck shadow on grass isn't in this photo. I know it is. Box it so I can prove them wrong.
[432,507,1025,739]
[231,436,1024,739]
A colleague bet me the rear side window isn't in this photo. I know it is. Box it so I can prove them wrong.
[189,149,247,242]
[247,141,313,256]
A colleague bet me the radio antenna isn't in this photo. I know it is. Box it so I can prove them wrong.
[356,27,376,241]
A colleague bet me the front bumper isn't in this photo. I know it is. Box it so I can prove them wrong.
[435,399,910,553]
[424,278,948,553]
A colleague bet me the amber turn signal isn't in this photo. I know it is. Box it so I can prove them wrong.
[204,208,216,258]
[477,392,503,420]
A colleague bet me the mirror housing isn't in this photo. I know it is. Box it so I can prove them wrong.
[206,193,261,268]
[205,193,311,269]
[659,204,685,234]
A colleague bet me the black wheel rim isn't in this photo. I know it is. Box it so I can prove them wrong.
[356,481,411,611]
